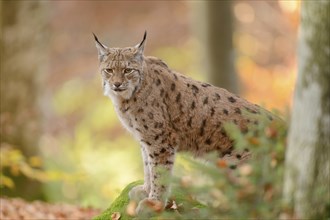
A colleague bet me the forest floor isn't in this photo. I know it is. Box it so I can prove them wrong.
[0,197,101,220]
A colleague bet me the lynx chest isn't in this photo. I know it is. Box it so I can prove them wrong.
[113,100,146,141]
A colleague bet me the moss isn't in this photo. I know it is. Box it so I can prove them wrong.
[93,180,143,220]
[93,180,205,220]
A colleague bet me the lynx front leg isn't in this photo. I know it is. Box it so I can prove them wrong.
[129,145,150,202]
[136,146,176,214]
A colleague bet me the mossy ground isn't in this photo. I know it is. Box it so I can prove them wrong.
[93,180,143,220]
[93,180,204,220]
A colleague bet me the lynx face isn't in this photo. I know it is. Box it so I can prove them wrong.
[94,33,146,100]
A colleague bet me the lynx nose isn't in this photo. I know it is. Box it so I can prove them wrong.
[114,82,122,88]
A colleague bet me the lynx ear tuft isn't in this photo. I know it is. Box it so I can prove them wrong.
[135,31,147,55]
[93,33,108,60]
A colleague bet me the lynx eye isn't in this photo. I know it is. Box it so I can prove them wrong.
[104,68,113,74]
[123,68,134,74]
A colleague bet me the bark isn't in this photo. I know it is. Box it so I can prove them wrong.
[193,1,238,93]
[0,1,49,200]
[283,1,330,219]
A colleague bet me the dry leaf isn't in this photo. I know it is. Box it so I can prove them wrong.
[111,212,121,220]
[165,199,174,210]
[170,200,178,210]
[263,183,274,201]
[265,126,277,138]
[248,137,260,146]
[236,185,255,200]
[0,198,100,219]
[216,159,228,168]
[239,164,253,176]
[180,176,192,187]
[271,158,277,167]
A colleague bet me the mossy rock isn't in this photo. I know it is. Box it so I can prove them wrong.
[93,180,204,220]
[93,180,143,220]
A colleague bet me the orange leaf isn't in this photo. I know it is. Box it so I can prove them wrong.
[217,159,228,168]
[248,137,260,146]
[265,126,277,138]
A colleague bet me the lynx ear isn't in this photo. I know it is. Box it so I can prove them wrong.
[135,31,147,55]
[93,33,108,60]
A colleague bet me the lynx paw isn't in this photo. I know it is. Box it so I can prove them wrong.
[136,198,164,216]
[128,185,148,202]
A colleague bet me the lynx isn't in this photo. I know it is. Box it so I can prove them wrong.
[94,32,276,214]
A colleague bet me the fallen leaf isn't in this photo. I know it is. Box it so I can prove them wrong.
[239,164,253,176]
[216,159,228,168]
[271,158,277,167]
[265,126,277,138]
[180,176,192,187]
[111,211,121,220]
[170,200,178,210]
[263,183,274,201]
[0,198,100,219]
[248,137,260,146]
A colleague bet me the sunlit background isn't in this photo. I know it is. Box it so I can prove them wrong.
[1,0,300,208]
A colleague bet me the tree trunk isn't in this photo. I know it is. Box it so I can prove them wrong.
[283,1,330,219]
[1,1,49,200]
[193,1,238,93]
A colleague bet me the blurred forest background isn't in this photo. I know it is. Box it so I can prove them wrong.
[1,1,300,209]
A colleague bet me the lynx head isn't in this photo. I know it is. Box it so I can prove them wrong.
[94,32,147,100]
